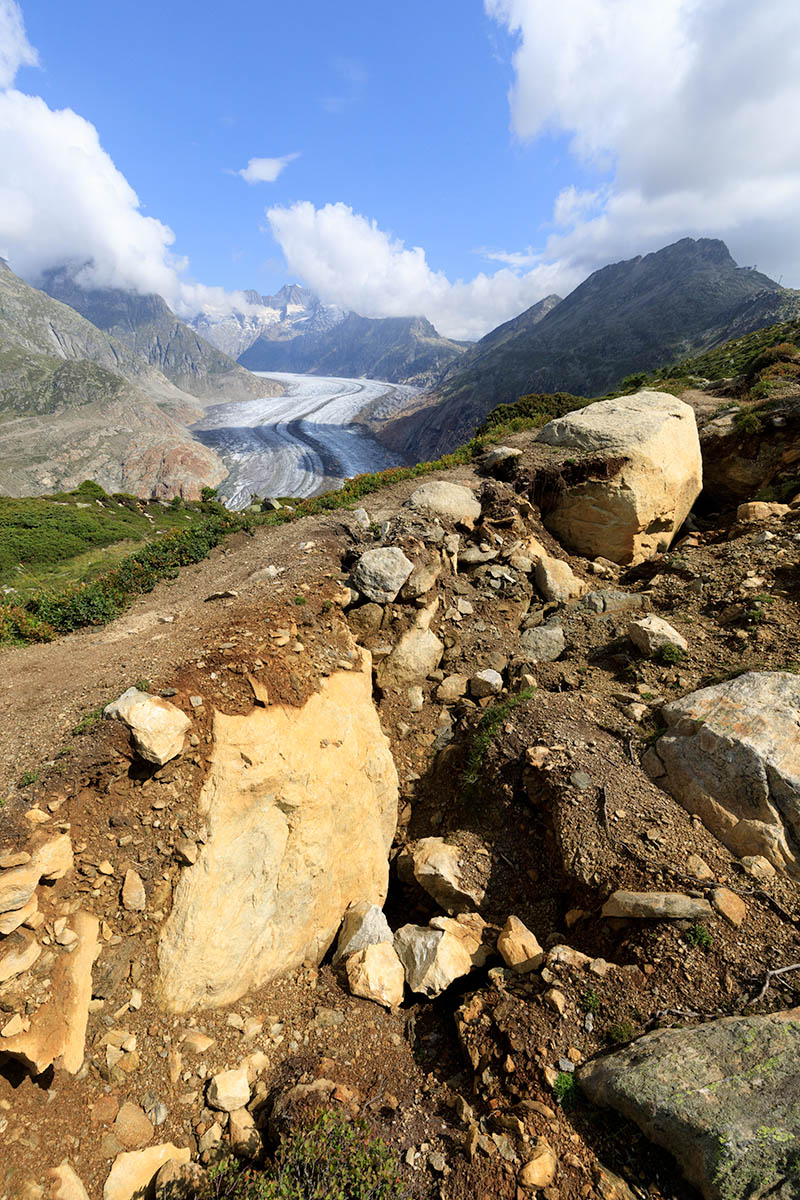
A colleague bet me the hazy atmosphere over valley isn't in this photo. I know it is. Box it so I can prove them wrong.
[2,3,800,1200]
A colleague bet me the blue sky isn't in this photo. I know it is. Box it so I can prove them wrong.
[2,0,800,338]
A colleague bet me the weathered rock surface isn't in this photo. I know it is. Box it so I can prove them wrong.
[398,837,487,914]
[519,623,565,663]
[642,671,800,873]
[0,833,73,915]
[579,1009,800,1200]
[207,1067,251,1113]
[2,911,100,1073]
[333,902,393,964]
[157,658,398,1011]
[470,669,503,698]
[394,914,489,997]
[351,547,414,603]
[346,942,405,1009]
[497,915,544,973]
[47,1161,90,1200]
[376,601,444,687]
[104,1144,190,1200]
[0,928,41,983]
[407,481,481,524]
[534,556,585,603]
[601,891,712,920]
[537,391,702,564]
[103,688,191,766]
[628,615,688,656]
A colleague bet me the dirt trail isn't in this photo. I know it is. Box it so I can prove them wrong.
[0,465,479,794]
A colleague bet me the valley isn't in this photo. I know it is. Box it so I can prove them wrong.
[191,371,417,507]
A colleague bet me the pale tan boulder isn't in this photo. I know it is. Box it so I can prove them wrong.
[628,615,688,656]
[346,943,405,1009]
[158,657,398,1011]
[497,916,544,973]
[104,1145,190,1200]
[207,1067,251,1112]
[519,1139,558,1189]
[407,481,481,524]
[47,1162,90,1200]
[121,869,146,912]
[2,911,100,1073]
[104,687,191,766]
[737,501,790,522]
[228,1108,262,1159]
[376,599,444,687]
[0,892,38,935]
[643,671,800,874]
[397,837,486,914]
[534,556,585,603]
[536,391,702,564]
[394,913,490,998]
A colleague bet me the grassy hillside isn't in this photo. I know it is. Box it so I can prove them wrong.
[0,482,220,598]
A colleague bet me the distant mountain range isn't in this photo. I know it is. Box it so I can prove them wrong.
[376,238,800,459]
[192,287,466,388]
[0,262,278,498]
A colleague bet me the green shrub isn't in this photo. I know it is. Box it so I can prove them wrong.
[606,1021,636,1044]
[553,1071,579,1110]
[659,643,686,665]
[197,1108,407,1200]
[685,923,714,952]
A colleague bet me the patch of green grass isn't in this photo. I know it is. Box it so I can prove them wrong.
[134,678,151,692]
[659,643,686,665]
[17,769,39,787]
[461,688,535,788]
[606,1020,637,1045]
[581,989,601,1015]
[293,595,307,606]
[685,923,714,952]
[196,1107,407,1200]
[553,1071,579,1110]
[72,706,104,736]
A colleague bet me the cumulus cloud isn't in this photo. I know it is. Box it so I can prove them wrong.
[485,0,800,282]
[266,201,576,340]
[237,153,299,184]
[0,0,37,89]
[0,2,254,318]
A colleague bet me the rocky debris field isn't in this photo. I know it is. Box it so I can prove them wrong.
[1,389,800,1200]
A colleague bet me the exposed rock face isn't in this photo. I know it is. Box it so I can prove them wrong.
[394,914,490,998]
[519,624,565,663]
[103,688,191,766]
[536,392,702,564]
[2,912,100,1073]
[157,658,398,1011]
[642,671,800,874]
[497,916,545,973]
[579,1009,800,1200]
[333,902,393,964]
[407,481,482,524]
[628,615,688,656]
[375,601,444,687]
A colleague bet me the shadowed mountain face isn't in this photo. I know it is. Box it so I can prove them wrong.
[382,238,800,460]
[239,311,468,388]
[0,261,226,498]
[38,269,277,405]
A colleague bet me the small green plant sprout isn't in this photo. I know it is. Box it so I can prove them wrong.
[581,989,601,1015]
[606,1020,637,1045]
[659,642,686,665]
[293,594,307,606]
[73,706,104,735]
[18,769,39,787]
[685,922,714,952]
[134,678,151,692]
[553,1071,579,1110]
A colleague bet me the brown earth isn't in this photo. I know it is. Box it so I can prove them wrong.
[1,430,800,1200]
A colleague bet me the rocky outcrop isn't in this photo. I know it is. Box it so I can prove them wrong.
[536,391,702,564]
[643,671,800,874]
[407,481,482,524]
[157,657,398,1011]
[103,688,191,766]
[579,1009,800,1200]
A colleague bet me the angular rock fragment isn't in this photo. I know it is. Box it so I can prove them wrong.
[104,1145,190,1200]
[398,837,487,914]
[628,615,688,656]
[497,915,544,973]
[333,902,393,964]
[601,891,712,920]
[351,547,414,604]
[346,943,405,1009]
[104,688,191,766]
[407,481,481,524]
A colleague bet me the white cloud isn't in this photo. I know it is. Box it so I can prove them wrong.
[237,153,299,184]
[0,0,37,89]
[485,0,800,284]
[266,201,576,340]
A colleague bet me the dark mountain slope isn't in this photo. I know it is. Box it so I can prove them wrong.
[384,238,800,459]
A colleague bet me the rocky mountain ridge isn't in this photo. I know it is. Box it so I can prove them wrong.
[380,238,800,460]
[190,284,347,361]
[1,381,800,1200]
